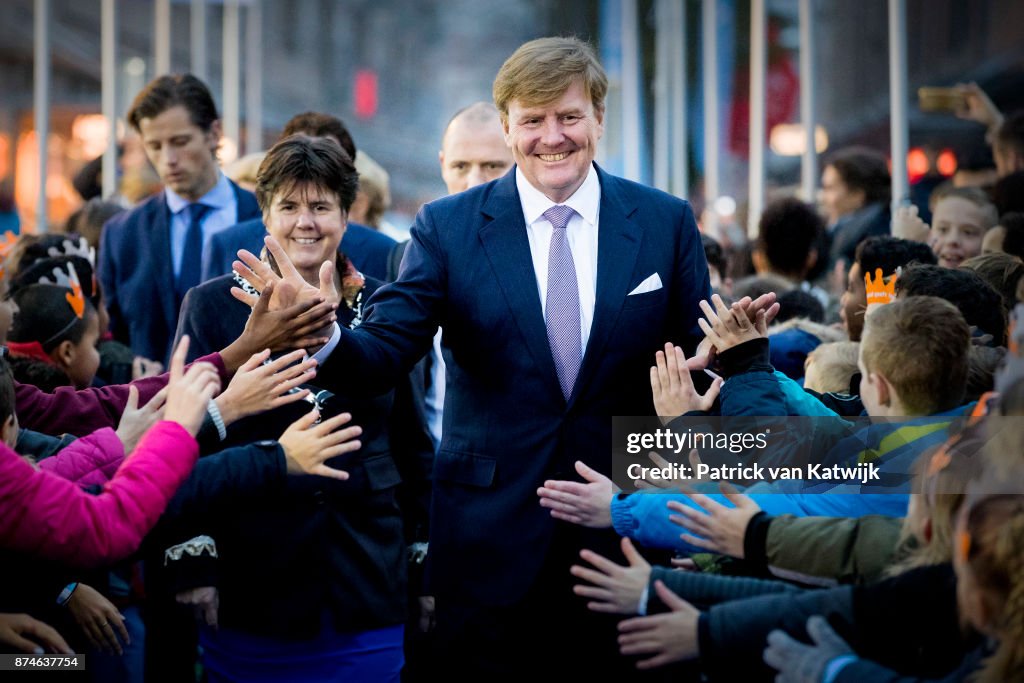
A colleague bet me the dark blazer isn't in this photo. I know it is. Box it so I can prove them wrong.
[98,182,260,366]
[202,218,398,283]
[167,273,410,637]
[827,202,890,268]
[319,165,711,606]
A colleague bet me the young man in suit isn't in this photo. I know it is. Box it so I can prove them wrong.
[237,37,710,679]
[99,74,261,366]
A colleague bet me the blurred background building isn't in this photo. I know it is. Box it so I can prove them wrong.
[1,0,1022,233]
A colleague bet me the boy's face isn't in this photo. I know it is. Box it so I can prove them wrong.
[857,337,888,418]
[931,197,988,269]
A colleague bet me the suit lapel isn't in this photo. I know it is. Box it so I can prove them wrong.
[569,168,642,407]
[150,196,178,331]
[478,173,563,400]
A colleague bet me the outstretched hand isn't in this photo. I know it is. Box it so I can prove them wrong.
[617,580,701,669]
[666,483,761,559]
[0,613,73,655]
[571,537,651,615]
[652,343,722,421]
[117,385,167,454]
[231,236,340,310]
[225,280,338,366]
[763,615,855,683]
[278,409,362,480]
[163,336,221,438]
[685,292,779,371]
[537,460,616,528]
[214,349,317,425]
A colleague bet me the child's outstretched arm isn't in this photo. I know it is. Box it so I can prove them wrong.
[0,337,214,568]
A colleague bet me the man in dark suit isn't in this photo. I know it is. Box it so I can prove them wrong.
[202,112,397,283]
[240,37,710,679]
[99,74,261,366]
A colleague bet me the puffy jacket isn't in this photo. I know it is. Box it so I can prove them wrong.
[0,421,198,568]
[35,428,125,487]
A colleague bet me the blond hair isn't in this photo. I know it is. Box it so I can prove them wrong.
[861,296,970,415]
[803,341,860,394]
[932,186,999,231]
[493,37,607,123]
[963,494,1024,683]
[353,151,391,229]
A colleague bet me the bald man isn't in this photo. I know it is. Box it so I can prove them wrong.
[439,102,513,194]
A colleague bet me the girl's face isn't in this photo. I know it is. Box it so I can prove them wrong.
[904,494,927,544]
[953,511,993,636]
[60,313,101,389]
[931,197,988,269]
[0,282,18,345]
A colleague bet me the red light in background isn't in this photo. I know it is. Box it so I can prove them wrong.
[937,149,957,176]
[907,148,928,183]
[354,70,378,120]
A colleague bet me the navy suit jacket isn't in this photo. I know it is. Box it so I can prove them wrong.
[203,218,398,283]
[317,165,711,606]
[99,182,260,365]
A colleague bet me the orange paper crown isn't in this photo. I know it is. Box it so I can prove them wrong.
[865,268,898,306]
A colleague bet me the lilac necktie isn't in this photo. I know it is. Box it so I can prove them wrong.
[543,204,581,400]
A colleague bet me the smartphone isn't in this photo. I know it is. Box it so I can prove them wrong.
[918,86,965,113]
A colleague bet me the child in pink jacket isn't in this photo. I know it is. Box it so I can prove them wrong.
[0,337,217,568]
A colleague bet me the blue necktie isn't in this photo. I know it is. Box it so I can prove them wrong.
[177,202,211,302]
[543,204,581,400]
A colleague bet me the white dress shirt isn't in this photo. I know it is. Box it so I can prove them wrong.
[516,164,601,351]
[165,172,239,279]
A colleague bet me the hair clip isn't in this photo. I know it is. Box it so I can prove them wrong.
[926,448,953,477]
[47,237,96,267]
[864,268,897,306]
[957,529,972,562]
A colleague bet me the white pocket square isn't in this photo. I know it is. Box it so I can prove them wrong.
[628,273,663,296]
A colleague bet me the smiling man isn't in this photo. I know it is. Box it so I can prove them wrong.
[243,37,710,679]
[99,74,261,365]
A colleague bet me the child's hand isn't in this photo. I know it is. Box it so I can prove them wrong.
[230,281,338,355]
[163,336,222,438]
[763,616,854,683]
[652,343,722,422]
[571,537,652,615]
[617,580,701,669]
[66,583,129,655]
[131,356,163,380]
[214,349,317,426]
[537,461,616,528]
[0,613,72,655]
[117,385,167,454]
[278,409,361,480]
[697,294,769,354]
[685,293,779,371]
[891,205,929,243]
[666,483,761,559]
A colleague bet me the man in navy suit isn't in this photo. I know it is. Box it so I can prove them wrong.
[203,112,397,283]
[241,37,710,678]
[99,74,261,365]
